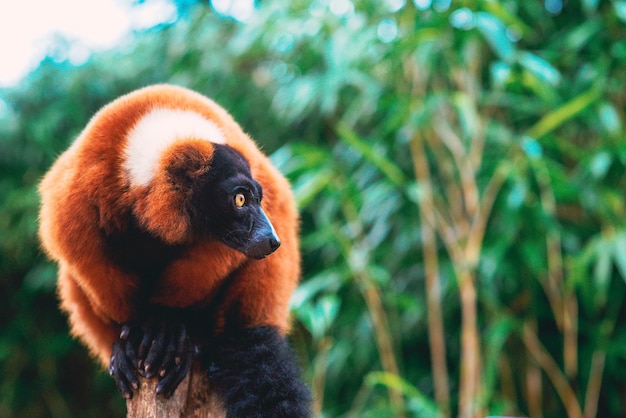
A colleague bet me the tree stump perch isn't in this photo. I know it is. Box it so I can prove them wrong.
[126,363,225,418]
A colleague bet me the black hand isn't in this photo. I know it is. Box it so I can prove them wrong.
[109,324,140,399]
[134,317,199,398]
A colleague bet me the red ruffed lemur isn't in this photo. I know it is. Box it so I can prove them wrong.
[38,84,311,417]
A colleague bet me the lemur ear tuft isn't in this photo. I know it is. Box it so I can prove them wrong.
[164,141,215,191]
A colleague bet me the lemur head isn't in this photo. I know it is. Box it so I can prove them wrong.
[124,108,280,259]
[187,143,280,259]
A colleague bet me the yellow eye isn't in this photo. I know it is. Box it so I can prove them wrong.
[235,193,246,207]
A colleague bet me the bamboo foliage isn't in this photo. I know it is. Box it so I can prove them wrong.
[406,64,509,418]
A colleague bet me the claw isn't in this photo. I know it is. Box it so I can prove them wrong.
[120,324,131,340]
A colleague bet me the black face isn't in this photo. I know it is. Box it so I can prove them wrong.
[188,144,280,259]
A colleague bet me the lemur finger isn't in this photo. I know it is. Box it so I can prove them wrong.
[110,340,139,398]
[124,337,139,372]
[158,330,179,377]
[144,323,167,376]
[174,324,188,366]
[160,322,188,376]
[155,350,193,398]
[137,321,155,368]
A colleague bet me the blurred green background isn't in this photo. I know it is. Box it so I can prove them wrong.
[1,0,626,417]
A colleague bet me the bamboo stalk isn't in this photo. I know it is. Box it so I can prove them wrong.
[406,57,499,418]
[312,337,332,415]
[359,280,405,416]
[563,291,578,378]
[466,160,510,266]
[431,82,496,418]
[424,132,469,238]
[526,363,544,418]
[413,118,498,418]
[524,321,543,418]
[433,119,479,218]
[535,160,577,377]
[522,323,583,418]
[498,354,517,411]
[583,350,606,418]
[545,230,564,330]
[457,268,481,418]
[409,137,451,417]
[583,292,619,418]
[337,198,406,417]
[467,117,486,177]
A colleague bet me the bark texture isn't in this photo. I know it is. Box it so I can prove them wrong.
[126,363,225,418]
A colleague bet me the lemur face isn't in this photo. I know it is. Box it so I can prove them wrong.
[190,144,280,259]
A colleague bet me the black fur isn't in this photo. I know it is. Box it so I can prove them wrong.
[207,326,311,418]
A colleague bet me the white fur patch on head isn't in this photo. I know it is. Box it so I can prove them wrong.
[124,108,226,186]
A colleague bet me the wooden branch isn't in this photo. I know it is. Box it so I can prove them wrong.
[126,363,225,418]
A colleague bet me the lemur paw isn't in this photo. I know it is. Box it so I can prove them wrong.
[109,326,140,399]
[123,319,199,398]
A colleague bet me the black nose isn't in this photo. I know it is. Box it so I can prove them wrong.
[269,236,281,252]
[242,232,281,259]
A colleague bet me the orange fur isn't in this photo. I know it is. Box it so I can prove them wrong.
[38,85,300,367]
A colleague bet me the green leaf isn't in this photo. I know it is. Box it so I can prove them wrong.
[294,294,341,341]
[588,151,612,179]
[506,178,527,208]
[594,244,612,307]
[612,231,626,282]
[270,144,328,175]
[582,0,600,14]
[292,168,336,209]
[482,1,533,37]
[336,122,406,186]
[474,12,516,62]
[517,51,561,86]
[560,19,602,51]
[526,86,602,139]
[490,60,512,87]
[521,136,543,159]
[614,1,626,22]
[453,92,478,140]
[598,102,622,135]
[365,371,442,417]
[290,270,344,308]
